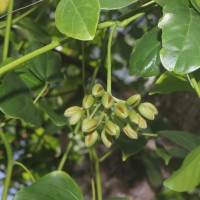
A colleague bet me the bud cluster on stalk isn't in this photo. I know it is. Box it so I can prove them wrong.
[64,83,158,148]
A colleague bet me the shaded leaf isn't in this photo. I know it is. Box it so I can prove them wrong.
[164,145,200,192]
[129,27,161,77]
[156,147,172,165]
[55,0,100,40]
[26,43,63,83]
[190,0,200,13]
[159,1,200,74]
[100,0,138,10]
[159,130,200,151]
[0,73,41,126]
[150,71,193,94]
[39,100,66,126]
[14,171,84,200]
[115,134,147,161]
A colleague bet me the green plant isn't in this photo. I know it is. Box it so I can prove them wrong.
[1,0,200,199]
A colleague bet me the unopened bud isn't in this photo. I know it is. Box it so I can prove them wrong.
[114,124,120,139]
[126,94,141,107]
[137,114,147,129]
[129,109,139,124]
[64,106,82,117]
[0,0,9,14]
[82,95,94,109]
[101,130,112,148]
[114,103,128,119]
[82,118,98,133]
[102,92,114,109]
[123,124,138,139]
[138,102,157,120]
[92,83,105,97]
[105,120,118,136]
[85,131,99,147]
[69,110,83,125]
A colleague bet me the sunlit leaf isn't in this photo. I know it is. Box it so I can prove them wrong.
[55,0,100,40]
[190,0,200,13]
[14,171,84,200]
[159,1,200,74]
[100,0,139,10]
[129,27,161,77]
[164,145,200,192]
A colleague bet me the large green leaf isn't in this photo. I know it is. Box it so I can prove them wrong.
[159,1,200,74]
[14,171,84,200]
[115,134,147,161]
[190,0,200,13]
[39,100,66,126]
[129,27,161,77]
[0,73,41,126]
[159,130,200,151]
[100,0,138,10]
[26,43,63,83]
[150,71,193,94]
[55,0,100,40]
[164,145,200,192]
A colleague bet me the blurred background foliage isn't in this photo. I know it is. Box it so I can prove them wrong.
[0,0,200,199]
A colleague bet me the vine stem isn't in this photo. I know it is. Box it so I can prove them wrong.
[0,37,71,75]
[99,147,117,163]
[0,131,13,200]
[14,161,35,182]
[2,0,14,61]
[57,122,81,171]
[107,25,116,94]
[91,148,102,200]
[33,83,48,104]
[188,73,200,98]
[82,42,86,95]
[89,150,96,200]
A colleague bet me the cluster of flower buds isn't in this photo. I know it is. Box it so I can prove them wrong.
[64,84,158,148]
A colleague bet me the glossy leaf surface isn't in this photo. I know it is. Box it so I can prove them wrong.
[164,145,200,192]
[100,0,138,10]
[14,171,84,200]
[150,71,193,94]
[129,27,161,77]
[159,1,200,74]
[55,0,100,40]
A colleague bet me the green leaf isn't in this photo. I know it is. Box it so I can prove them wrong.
[190,0,200,13]
[115,134,147,161]
[159,130,200,151]
[55,0,100,40]
[156,147,172,165]
[164,145,200,192]
[159,1,200,74]
[129,27,161,77]
[100,0,138,10]
[0,73,41,126]
[14,171,84,200]
[26,43,63,83]
[39,100,66,126]
[150,71,193,94]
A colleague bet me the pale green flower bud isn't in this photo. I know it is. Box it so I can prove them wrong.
[105,120,118,136]
[82,118,98,133]
[137,114,147,129]
[69,110,83,125]
[123,124,138,139]
[114,103,128,119]
[126,94,141,107]
[64,106,82,117]
[101,130,112,148]
[114,124,120,139]
[82,95,94,109]
[92,83,105,97]
[129,109,139,124]
[138,102,158,120]
[85,131,99,147]
[102,92,114,109]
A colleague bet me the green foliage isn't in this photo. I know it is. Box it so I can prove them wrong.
[13,171,84,200]
[55,0,100,40]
